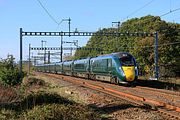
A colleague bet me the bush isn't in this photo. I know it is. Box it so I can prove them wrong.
[25,77,46,86]
[0,55,24,86]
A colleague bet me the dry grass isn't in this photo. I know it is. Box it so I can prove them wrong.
[0,84,20,103]
[0,76,101,120]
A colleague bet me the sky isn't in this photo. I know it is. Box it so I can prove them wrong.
[0,0,180,62]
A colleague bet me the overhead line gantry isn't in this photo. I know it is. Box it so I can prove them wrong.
[21,31,154,37]
[20,28,159,80]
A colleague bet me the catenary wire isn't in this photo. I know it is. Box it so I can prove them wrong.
[160,7,180,17]
[119,41,180,49]
[36,0,59,25]
[122,0,155,22]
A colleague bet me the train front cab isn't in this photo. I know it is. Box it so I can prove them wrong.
[116,53,138,85]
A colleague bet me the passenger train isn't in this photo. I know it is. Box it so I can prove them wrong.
[35,52,138,85]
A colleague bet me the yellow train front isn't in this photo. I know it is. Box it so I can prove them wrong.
[116,52,138,84]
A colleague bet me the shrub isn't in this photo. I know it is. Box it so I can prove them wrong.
[25,77,46,86]
[0,55,24,86]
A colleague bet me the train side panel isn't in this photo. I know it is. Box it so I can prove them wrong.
[73,58,90,78]
[56,62,63,74]
[49,63,56,73]
[63,61,73,76]
[90,56,115,82]
[44,64,50,73]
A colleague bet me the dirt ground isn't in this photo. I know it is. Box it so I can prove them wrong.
[34,73,176,120]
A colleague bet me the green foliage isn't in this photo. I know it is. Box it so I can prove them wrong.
[74,15,180,77]
[0,55,24,86]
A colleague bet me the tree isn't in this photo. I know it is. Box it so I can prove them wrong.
[74,15,180,77]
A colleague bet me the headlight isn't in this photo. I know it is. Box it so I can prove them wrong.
[135,66,137,70]
[135,66,138,75]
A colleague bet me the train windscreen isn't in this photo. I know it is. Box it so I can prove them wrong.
[119,56,135,66]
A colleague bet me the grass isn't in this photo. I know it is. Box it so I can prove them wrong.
[21,104,99,120]
[0,77,101,120]
[0,91,100,120]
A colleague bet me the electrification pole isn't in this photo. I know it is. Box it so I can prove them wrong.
[68,18,71,36]
[41,40,46,64]
[28,44,31,75]
[154,32,159,80]
[59,18,71,61]
[60,35,63,62]
[112,21,121,51]
[60,18,71,37]
[48,51,50,63]
[19,28,23,77]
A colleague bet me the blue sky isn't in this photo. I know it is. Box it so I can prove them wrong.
[0,0,180,61]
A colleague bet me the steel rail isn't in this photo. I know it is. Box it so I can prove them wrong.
[136,86,180,96]
[43,73,180,119]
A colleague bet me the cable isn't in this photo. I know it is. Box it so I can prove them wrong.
[122,0,155,22]
[117,41,180,49]
[160,7,180,17]
[56,19,68,30]
[36,0,59,25]
[121,1,180,25]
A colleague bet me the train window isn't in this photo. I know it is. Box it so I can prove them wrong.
[108,59,112,67]
[119,56,134,66]
[101,59,107,67]
[91,60,96,68]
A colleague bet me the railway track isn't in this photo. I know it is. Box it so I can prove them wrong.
[136,86,180,96]
[41,73,180,119]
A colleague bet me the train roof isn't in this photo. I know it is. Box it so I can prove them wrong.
[112,52,133,58]
[96,52,133,58]
[34,63,56,66]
